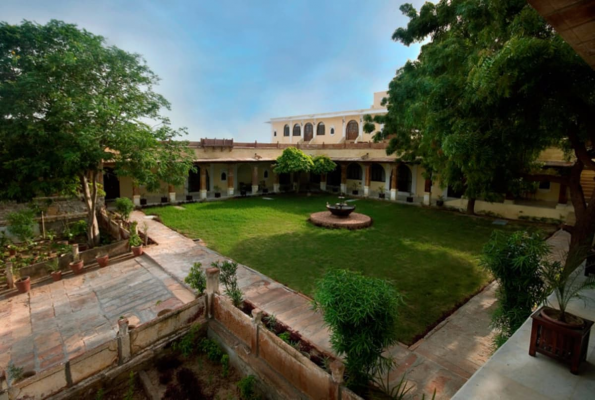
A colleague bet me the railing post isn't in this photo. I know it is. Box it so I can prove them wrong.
[251,308,263,357]
[330,360,345,400]
[206,267,220,319]
[117,318,131,365]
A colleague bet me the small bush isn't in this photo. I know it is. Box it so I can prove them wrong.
[481,231,549,347]
[115,197,135,221]
[237,375,259,400]
[221,354,230,378]
[7,209,36,243]
[214,260,243,307]
[198,338,223,362]
[69,220,87,238]
[278,332,291,343]
[185,262,206,294]
[172,324,201,357]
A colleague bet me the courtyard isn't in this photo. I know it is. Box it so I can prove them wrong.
[146,194,547,344]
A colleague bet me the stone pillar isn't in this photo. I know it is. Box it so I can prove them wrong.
[251,308,263,357]
[341,117,346,138]
[252,166,259,195]
[364,164,371,197]
[206,267,220,319]
[6,262,14,290]
[168,184,176,203]
[340,164,347,194]
[423,179,431,205]
[132,184,141,206]
[273,172,280,193]
[556,183,568,209]
[390,165,398,201]
[329,360,345,400]
[227,164,235,196]
[320,173,327,191]
[117,318,131,365]
[200,166,207,200]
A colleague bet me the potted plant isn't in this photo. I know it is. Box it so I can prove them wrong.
[96,252,109,268]
[140,198,147,206]
[186,194,193,201]
[214,185,222,198]
[15,273,31,294]
[130,233,143,256]
[8,244,17,256]
[69,255,84,275]
[436,195,444,207]
[529,257,595,374]
[378,185,386,199]
[160,195,168,203]
[261,181,269,194]
[48,259,62,282]
[351,182,360,195]
[406,192,414,203]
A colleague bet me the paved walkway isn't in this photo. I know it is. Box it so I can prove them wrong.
[131,211,509,399]
[0,256,194,375]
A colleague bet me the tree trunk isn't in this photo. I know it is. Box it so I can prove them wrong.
[295,172,300,193]
[80,172,101,248]
[466,198,476,215]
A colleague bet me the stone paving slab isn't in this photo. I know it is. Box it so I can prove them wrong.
[0,255,194,375]
[130,210,572,400]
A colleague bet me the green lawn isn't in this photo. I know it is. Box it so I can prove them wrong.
[147,194,527,344]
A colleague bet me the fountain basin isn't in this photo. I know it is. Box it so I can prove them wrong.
[310,211,372,230]
[326,204,356,218]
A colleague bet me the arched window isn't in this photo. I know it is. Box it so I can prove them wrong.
[397,166,412,193]
[293,124,301,136]
[221,172,227,181]
[347,163,362,180]
[371,164,385,182]
[273,131,277,137]
[264,170,269,179]
[304,123,313,141]
[317,122,325,136]
[283,125,290,136]
[330,127,335,135]
[346,120,359,140]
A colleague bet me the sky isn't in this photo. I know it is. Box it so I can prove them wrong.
[2,0,425,142]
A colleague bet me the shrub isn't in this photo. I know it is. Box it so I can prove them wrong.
[115,197,135,221]
[221,354,230,378]
[481,231,549,347]
[214,260,243,307]
[198,338,223,362]
[184,262,206,294]
[278,332,291,343]
[172,324,201,357]
[313,269,403,391]
[7,209,36,243]
[69,219,88,238]
[237,375,259,400]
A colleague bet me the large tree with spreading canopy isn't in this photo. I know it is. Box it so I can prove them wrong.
[365,0,595,271]
[0,20,194,246]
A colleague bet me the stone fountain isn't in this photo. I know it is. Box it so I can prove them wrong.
[309,196,372,230]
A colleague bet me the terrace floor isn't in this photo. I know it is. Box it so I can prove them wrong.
[0,256,194,374]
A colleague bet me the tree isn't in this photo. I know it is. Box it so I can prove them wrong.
[481,231,549,347]
[0,20,194,246]
[313,269,403,392]
[272,147,314,192]
[366,1,595,270]
[311,155,337,176]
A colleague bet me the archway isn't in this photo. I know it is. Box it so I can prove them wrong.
[237,164,253,192]
[397,165,412,193]
[188,165,209,193]
[304,123,313,141]
[103,168,120,200]
[346,120,359,141]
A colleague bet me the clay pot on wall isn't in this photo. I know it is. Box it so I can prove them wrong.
[15,276,31,293]
[131,245,143,257]
[51,271,62,282]
[70,260,84,275]
[96,254,109,268]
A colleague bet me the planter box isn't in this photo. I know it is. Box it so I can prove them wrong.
[352,190,359,195]
[160,197,168,203]
[186,195,193,201]
[140,198,147,206]
[214,193,221,198]
[379,193,385,199]
[262,188,269,194]
[406,197,413,203]
[240,190,247,197]
[529,306,594,374]
[436,200,444,207]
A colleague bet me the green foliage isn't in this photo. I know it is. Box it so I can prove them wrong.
[221,354,230,378]
[95,388,104,400]
[311,155,337,175]
[172,324,201,357]
[7,363,23,384]
[7,209,36,243]
[277,332,291,343]
[48,258,60,272]
[115,198,135,221]
[0,20,194,246]
[129,233,143,248]
[237,375,259,400]
[313,269,403,390]
[214,260,243,307]
[198,338,223,362]
[70,220,88,238]
[481,231,549,346]
[273,147,314,175]
[185,262,206,294]
[123,371,135,400]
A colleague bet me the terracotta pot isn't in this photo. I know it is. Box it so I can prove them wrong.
[131,245,143,257]
[96,254,109,268]
[215,193,221,198]
[15,276,31,293]
[540,306,584,329]
[70,260,84,275]
[379,193,385,199]
[9,248,16,256]
[51,271,62,282]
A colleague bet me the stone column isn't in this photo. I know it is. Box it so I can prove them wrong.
[556,183,568,209]
[340,164,347,194]
[364,164,371,197]
[132,184,141,206]
[200,166,207,200]
[359,115,364,141]
[390,165,398,201]
[117,318,131,365]
[252,165,259,195]
[273,172,280,193]
[251,308,263,357]
[423,179,432,205]
[320,173,327,191]
[227,164,235,196]
[206,267,220,319]
[168,184,176,203]
[6,262,14,289]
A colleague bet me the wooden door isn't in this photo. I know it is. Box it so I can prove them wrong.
[346,120,359,140]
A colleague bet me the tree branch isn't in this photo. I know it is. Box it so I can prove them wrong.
[520,173,568,185]
[568,127,595,170]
